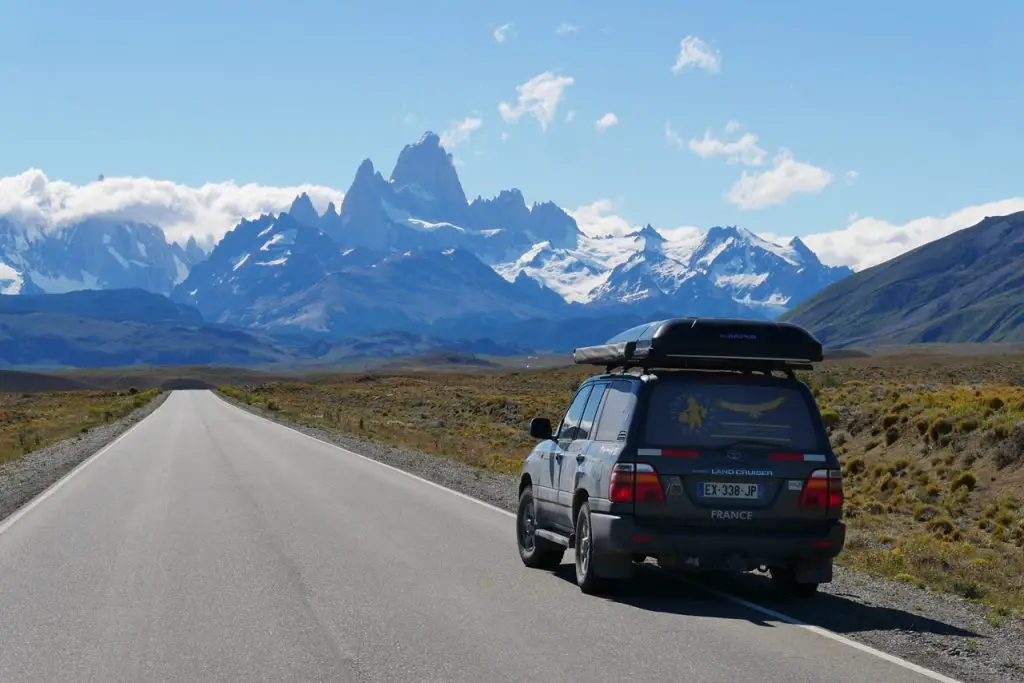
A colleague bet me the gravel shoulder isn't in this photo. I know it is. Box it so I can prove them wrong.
[221,392,1024,683]
[0,391,170,524]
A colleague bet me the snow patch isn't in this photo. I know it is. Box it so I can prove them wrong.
[0,262,23,294]
[233,253,250,271]
[257,223,275,238]
[260,233,285,251]
[102,234,112,245]
[137,240,148,258]
[26,270,101,293]
[407,218,467,233]
[398,183,435,203]
[172,255,189,285]
[495,241,606,303]
[256,257,288,266]
[106,246,130,268]
[715,272,770,288]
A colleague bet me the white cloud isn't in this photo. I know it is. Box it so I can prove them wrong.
[498,71,575,130]
[439,117,483,149]
[727,148,833,210]
[671,36,721,74]
[665,121,685,150]
[556,22,578,35]
[493,23,513,43]
[800,197,1024,271]
[724,120,743,134]
[595,112,619,131]
[567,199,636,238]
[566,110,577,123]
[0,169,345,248]
[846,169,860,185]
[689,130,767,166]
[500,131,509,141]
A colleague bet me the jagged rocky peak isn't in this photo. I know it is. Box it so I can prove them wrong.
[628,224,666,249]
[389,130,469,219]
[528,200,582,250]
[787,236,819,265]
[287,192,320,227]
[184,235,207,262]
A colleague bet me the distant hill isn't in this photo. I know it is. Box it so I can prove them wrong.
[0,289,533,370]
[784,211,1024,347]
[0,289,294,368]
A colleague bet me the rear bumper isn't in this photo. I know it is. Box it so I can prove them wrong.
[590,512,845,573]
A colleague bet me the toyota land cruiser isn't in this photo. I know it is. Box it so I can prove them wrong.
[515,317,845,596]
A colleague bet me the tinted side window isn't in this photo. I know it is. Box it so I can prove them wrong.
[575,382,607,440]
[557,385,593,440]
[594,381,637,442]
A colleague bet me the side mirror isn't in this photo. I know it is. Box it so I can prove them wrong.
[529,417,553,440]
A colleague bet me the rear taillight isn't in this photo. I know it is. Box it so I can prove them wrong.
[768,452,803,462]
[609,463,665,504]
[799,468,843,511]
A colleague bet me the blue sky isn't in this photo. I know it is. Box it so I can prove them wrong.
[1,0,1022,266]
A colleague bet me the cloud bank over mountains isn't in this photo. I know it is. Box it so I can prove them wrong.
[0,168,1020,273]
[0,169,345,249]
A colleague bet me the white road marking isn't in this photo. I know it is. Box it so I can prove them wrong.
[0,410,154,537]
[220,392,965,683]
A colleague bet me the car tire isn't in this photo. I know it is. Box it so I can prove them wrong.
[574,501,612,594]
[769,566,819,598]
[516,487,564,570]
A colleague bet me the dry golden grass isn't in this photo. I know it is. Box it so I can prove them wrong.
[0,388,162,464]
[220,352,1024,613]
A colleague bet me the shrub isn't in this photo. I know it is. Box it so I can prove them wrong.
[929,418,953,441]
[912,503,940,522]
[956,418,979,433]
[987,397,1005,411]
[820,409,841,429]
[882,414,901,428]
[844,456,866,476]
[885,426,900,446]
[950,470,977,491]
[928,517,955,535]
[993,422,1024,469]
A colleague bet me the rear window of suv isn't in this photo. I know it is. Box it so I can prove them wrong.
[643,374,824,452]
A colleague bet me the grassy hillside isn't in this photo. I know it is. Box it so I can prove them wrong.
[784,211,1024,347]
[220,350,1024,616]
[0,388,162,464]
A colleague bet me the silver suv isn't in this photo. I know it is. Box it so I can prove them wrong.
[515,317,845,596]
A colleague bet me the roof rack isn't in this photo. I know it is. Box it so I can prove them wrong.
[573,317,823,377]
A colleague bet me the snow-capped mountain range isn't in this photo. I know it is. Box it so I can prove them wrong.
[0,217,205,296]
[0,132,852,348]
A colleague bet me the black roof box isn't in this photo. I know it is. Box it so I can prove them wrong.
[573,317,823,372]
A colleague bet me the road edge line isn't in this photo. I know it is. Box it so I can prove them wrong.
[0,397,163,537]
[213,392,517,520]
[674,577,963,683]
[217,392,964,683]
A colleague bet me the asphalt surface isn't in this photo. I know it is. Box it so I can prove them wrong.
[0,390,954,683]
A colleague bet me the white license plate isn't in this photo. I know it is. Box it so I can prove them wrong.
[699,482,760,500]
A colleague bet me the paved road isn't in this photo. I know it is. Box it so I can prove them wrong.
[0,391,949,682]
